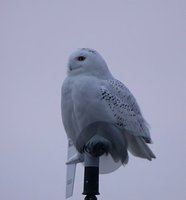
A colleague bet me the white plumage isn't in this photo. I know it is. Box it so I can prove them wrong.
[61,48,155,174]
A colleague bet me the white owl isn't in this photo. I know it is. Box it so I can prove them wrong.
[61,48,155,175]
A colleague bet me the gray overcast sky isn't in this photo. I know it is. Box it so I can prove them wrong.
[0,0,186,200]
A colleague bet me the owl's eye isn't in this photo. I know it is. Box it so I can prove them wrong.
[77,56,86,61]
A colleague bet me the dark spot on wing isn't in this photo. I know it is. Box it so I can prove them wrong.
[100,88,131,128]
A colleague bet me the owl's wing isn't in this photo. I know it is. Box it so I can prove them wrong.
[100,79,152,143]
[99,79,155,160]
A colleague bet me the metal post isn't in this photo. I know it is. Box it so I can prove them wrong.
[83,153,99,200]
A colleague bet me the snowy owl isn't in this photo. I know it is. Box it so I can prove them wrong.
[61,48,155,174]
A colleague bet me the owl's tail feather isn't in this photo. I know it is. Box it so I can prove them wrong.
[126,134,156,160]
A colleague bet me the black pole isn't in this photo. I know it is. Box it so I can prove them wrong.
[83,153,99,200]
